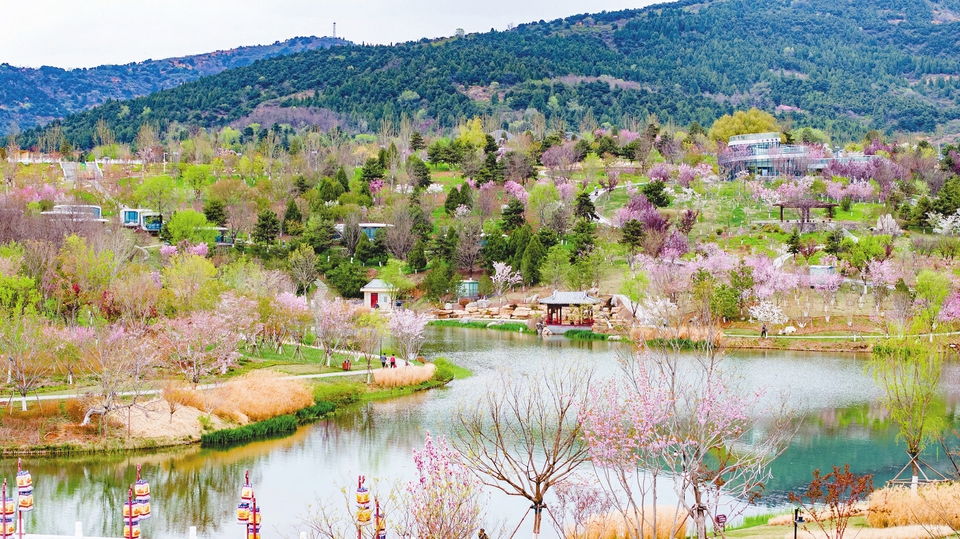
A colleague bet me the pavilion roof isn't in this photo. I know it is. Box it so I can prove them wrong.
[539,291,601,305]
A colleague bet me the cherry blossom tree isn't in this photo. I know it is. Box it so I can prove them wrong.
[939,291,960,325]
[407,432,486,539]
[491,262,522,305]
[389,308,429,362]
[79,324,156,435]
[749,300,788,328]
[0,315,52,411]
[867,259,901,312]
[583,344,794,539]
[159,311,241,386]
[311,296,355,367]
[503,180,528,203]
[273,292,312,359]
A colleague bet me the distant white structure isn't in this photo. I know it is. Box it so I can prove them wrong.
[361,279,395,312]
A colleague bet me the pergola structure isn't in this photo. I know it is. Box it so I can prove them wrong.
[539,291,601,326]
[775,201,838,223]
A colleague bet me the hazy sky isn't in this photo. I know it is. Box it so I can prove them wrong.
[2,0,658,69]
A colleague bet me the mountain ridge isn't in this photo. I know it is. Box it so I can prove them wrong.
[15,0,960,147]
[0,35,349,134]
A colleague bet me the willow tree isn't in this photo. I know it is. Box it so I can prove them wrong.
[453,367,591,539]
[871,338,945,491]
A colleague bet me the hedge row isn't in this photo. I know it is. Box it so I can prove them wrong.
[201,401,336,447]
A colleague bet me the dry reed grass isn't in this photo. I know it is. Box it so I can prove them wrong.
[566,507,687,539]
[785,524,953,539]
[372,363,436,388]
[630,325,724,345]
[767,504,867,526]
[169,372,314,424]
[868,483,960,530]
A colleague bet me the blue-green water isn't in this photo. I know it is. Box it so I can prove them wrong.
[2,327,957,539]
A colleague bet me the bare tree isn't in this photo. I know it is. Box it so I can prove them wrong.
[288,244,319,295]
[455,219,483,278]
[386,204,416,260]
[454,366,592,539]
[341,213,363,256]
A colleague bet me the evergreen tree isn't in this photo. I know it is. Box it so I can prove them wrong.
[433,227,459,264]
[501,198,526,232]
[409,199,433,240]
[361,157,385,183]
[301,216,336,254]
[569,219,596,260]
[407,155,432,187]
[423,261,456,301]
[203,198,227,227]
[786,227,801,256]
[335,166,350,192]
[507,224,533,268]
[282,199,303,235]
[318,177,345,202]
[444,185,463,215]
[408,238,428,272]
[481,232,509,272]
[641,180,671,207]
[410,131,425,152]
[620,219,645,256]
[327,260,367,298]
[520,234,546,285]
[252,209,282,244]
[574,190,598,221]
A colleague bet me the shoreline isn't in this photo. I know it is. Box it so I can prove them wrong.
[0,363,462,458]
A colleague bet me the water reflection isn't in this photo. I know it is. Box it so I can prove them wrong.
[1,327,957,539]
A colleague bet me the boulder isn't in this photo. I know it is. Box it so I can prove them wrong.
[513,307,532,318]
[477,299,492,308]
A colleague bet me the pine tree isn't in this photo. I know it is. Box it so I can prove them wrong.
[501,199,526,232]
[574,190,598,221]
[335,166,350,192]
[408,239,428,272]
[521,234,546,285]
[252,209,282,244]
[787,227,801,257]
[282,199,303,235]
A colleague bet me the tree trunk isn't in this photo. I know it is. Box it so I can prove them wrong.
[532,504,542,539]
[910,452,920,494]
[20,394,27,412]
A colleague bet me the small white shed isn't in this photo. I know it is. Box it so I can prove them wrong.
[360,279,395,312]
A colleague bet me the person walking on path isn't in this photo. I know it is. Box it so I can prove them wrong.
[390,355,397,368]
[760,323,768,339]
[380,354,387,368]
[478,529,488,539]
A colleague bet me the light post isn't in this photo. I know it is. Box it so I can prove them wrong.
[793,508,805,539]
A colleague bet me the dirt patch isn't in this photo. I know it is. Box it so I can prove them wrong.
[113,400,230,441]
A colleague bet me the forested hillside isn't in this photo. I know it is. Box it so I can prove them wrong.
[18,0,960,148]
[0,36,347,134]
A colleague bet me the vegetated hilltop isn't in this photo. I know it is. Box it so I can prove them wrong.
[0,36,349,134]
[17,0,960,148]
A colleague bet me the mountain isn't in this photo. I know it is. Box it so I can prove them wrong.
[18,0,960,148]
[0,36,349,134]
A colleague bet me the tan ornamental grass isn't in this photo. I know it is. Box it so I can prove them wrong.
[786,524,953,539]
[566,507,687,539]
[867,483,960,530]
[372,363,436,388]
[165,371,314,424]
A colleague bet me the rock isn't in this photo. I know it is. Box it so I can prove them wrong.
[466,302,478,310]
[608,335,622,341]
[466,305,479,313]
[477,299,491,308]
[444,303,453,310]
[513,307,532,318]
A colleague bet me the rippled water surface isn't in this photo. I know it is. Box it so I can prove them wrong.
[4,328,958,539]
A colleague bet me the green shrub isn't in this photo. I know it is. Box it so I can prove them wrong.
[428,320,535,334]
[564,329,609,341]
[432,358,456,382]
[645,338,710,350]
[200,401,337,447]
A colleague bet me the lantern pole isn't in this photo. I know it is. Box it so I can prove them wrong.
[128,487,134,539]
[250,496,257,539]
[2,479,8,539]
[16,461,21,539]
